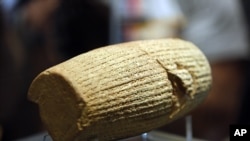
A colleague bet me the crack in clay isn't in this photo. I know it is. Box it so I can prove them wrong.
[138,47,197,119]
[175,62,197,99]
[155,59,194,119]
[137,48,190,118]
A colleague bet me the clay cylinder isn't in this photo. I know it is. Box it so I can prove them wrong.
[28,39,212,141]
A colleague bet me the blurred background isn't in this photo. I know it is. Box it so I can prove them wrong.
[0,0,249,140]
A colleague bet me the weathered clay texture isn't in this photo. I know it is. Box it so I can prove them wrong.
[28,39,212,141]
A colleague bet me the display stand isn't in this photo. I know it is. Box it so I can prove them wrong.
[18,115,197,141]
[120,115,193,141]
[186,115,193,141]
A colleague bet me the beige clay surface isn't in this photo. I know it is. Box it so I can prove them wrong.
[28,39,212,141]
